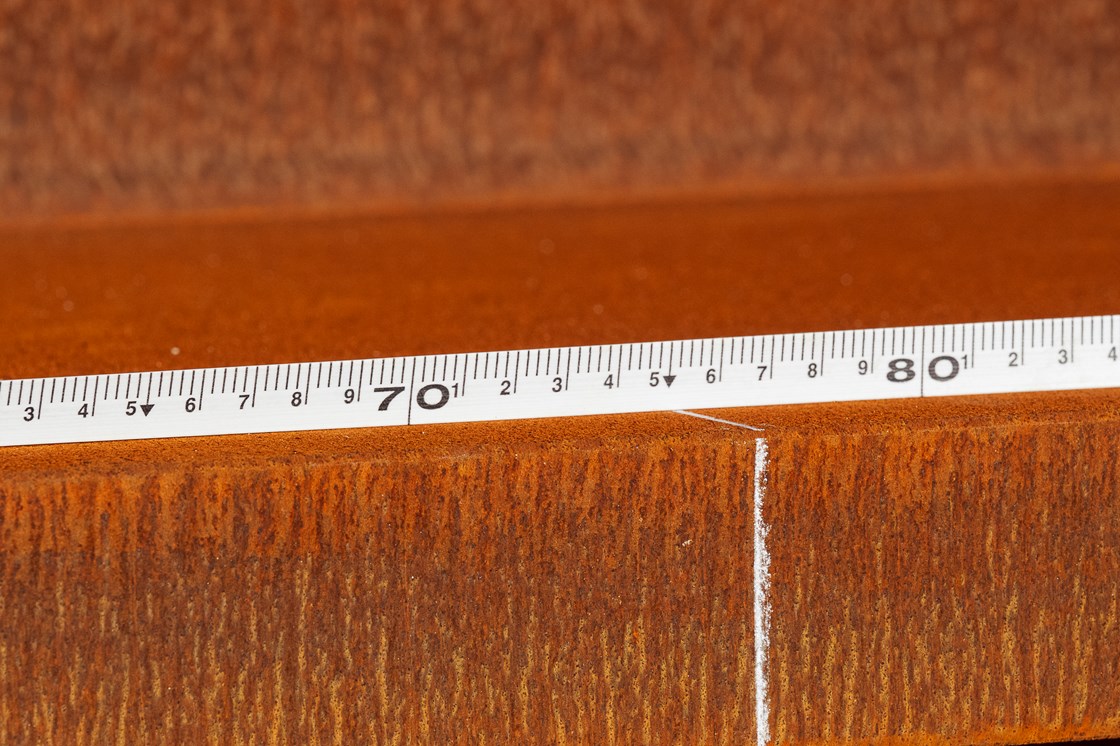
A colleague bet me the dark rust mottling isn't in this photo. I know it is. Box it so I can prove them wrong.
[2,1,1120,218]
[761,398,1120,744]
[1,183,1120,743]
[1,422,760,743]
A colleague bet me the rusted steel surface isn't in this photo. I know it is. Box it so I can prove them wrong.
[3,1,1120,219]
[759,397,1120,744]
[1,182,1120,743]
[3,181,1120,382]
[1,419,761,743]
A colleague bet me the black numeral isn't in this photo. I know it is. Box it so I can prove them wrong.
[603,374,614,389]
[927,355,960,382]
[291,392,303,407]
[807,362,818,378]
[185,397,198,412]
[373,386,405,411]
[552,377,563,392]
[500,380,512,395]
[416,383,450,410]
[1008,351,1020,367]
[240,394,251,409]
[78,403,90,418]
[886,358,916,383]
[343,388,356,404]
[23,406,34,422]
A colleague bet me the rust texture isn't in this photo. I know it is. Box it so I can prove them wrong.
[763,399,1120,744]
[1,422,761,743]
[1,182,1120,743]
[2,1,1120,218]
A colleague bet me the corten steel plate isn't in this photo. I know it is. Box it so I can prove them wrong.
[4,1,1120,218]
[1,181,1120,743]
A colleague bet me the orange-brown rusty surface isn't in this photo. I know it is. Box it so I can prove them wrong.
[763,398,1120,745]
[3,1,1120,219]
[1,181,1120,743]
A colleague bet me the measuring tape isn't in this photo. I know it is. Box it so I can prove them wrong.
[2,315,1117,447]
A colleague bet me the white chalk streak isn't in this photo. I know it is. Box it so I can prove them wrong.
[673,410,764,431]
[753,437,771,746]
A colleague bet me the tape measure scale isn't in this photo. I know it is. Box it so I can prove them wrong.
[2,315,1117,446]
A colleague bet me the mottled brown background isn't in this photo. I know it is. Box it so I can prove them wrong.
[2,1,1119,218]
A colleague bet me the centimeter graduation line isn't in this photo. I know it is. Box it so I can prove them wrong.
[1,314,1118,446]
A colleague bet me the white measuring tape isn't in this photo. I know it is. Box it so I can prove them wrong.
[2,315,1117,446]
